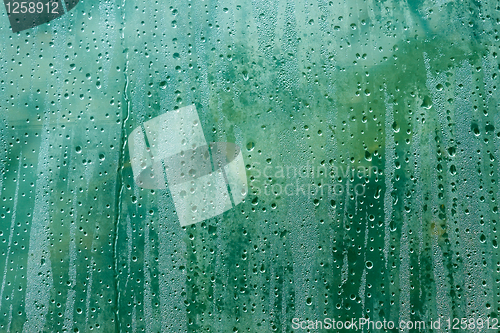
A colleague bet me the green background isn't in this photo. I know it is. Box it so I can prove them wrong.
[0,0,499,332]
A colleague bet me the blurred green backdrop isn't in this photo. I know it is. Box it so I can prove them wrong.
[0,0,499,332]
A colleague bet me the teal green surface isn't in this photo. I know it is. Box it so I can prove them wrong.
[0,0,499,332]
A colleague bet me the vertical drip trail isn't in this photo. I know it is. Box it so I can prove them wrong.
[61,186,77,333]
[22,112,53,333]
[112,0,131,331]
[143,219,153,332]
[383,91,395,268]
[0,151,21,308]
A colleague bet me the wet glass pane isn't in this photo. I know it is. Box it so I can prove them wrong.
[0,0,499,332]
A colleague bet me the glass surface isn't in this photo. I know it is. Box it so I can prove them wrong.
[0,0,499,332]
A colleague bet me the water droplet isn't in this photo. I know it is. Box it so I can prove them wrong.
[365,150,372,161]
[421,95,432,109]
[471,123,480,136]
[480,234,486,243]
[242,70,249,81]
[392,121,400,133]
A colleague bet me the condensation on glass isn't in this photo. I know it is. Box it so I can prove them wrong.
[0,0,499,332]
